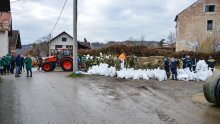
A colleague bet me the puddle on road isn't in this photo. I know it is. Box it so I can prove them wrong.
[192,93,220,124]
[191,93,209,104]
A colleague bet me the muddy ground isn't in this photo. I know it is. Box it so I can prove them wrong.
[0,71,220,124]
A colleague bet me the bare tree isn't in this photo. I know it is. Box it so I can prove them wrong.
[167,31,176,50]
[25,34,50,57]
[167,31,176,44]
[140,35,145,56]
[194,25,220,53]
[36,34,50,56]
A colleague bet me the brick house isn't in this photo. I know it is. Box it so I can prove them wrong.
[175,0,220,51]
[0,0,22,56]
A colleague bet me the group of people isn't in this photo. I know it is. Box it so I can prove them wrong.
[0,53,33,78]
[164,55,216,80]
[78,55,123,71]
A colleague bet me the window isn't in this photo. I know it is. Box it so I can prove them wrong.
[207,20,213,31]
[62,37,67,42]
[205,5,216,12]
[55,45,63,49]
[66,45,73,49]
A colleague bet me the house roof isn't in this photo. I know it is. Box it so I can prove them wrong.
[0,12,12,31]
[9,30,22,49]
[50,31,91,49]
[50,31,72,42]
[175,0,200,22]
[78,41,91,49]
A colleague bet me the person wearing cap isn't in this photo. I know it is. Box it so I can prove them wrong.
[186,55,192,72]
[181,55,187,69]
[207,56,216,72]
[170,57,178,80]
[164,57,171,79]
[191,55,197,72]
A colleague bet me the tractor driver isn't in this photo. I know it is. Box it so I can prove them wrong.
[58,51,63,60]
[64,50,70,56]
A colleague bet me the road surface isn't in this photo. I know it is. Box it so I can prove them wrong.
[0,70,220,124]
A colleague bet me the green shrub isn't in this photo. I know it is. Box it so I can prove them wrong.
[78,44,220,64]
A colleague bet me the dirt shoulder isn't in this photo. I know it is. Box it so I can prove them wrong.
[79,75,220,124]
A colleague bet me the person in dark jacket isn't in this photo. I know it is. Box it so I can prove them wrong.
[15,54,22,77]
[191,55,197,72]
[181,55,187,69]
[186,56,192,72]
[207,56,216,72]
[171,58,178,80]
[10,54,16,74]
[20,55,25,73]
[164,57,170,79]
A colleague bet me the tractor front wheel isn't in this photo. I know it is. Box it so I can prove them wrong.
[43,63,52,72]
[61,59,73,71]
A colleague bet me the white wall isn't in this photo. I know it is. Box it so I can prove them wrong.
[50,33,73,50]
[0,31,9,57]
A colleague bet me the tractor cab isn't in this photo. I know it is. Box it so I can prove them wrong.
[51,48,72,58]
[56,48,72,60]
[42,48,73,72]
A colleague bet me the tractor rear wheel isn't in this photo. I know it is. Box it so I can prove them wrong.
[43,63,52,72]
[215,79,220,105]
[61,59,73,71]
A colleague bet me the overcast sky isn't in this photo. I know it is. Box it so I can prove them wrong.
[11,0,197,44]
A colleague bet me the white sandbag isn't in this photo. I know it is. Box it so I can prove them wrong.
[177,69,189,81]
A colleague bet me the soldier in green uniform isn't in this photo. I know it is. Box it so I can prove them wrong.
[24,55,33,77]
[81,55,87,71]
[5,53,11,74]
[128,55,135,68]
[107,56,114,67]
[85,58,92,71]
[99,57,105,64]
[92,56,98,66]
[115,58,121,71]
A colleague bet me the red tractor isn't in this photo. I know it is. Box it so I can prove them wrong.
[42,48,73,72]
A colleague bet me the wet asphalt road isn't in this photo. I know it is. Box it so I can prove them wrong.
[0,70,220,124]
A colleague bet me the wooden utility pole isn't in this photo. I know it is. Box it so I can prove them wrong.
[73,0,78,72]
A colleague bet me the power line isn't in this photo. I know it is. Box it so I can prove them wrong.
[50,0,68,34]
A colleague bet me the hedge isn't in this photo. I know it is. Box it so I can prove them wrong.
[79,44,220,64]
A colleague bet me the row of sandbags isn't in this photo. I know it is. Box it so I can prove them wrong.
[177,60,213,81]
[87,63,167,81]
[87,60,213,82]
